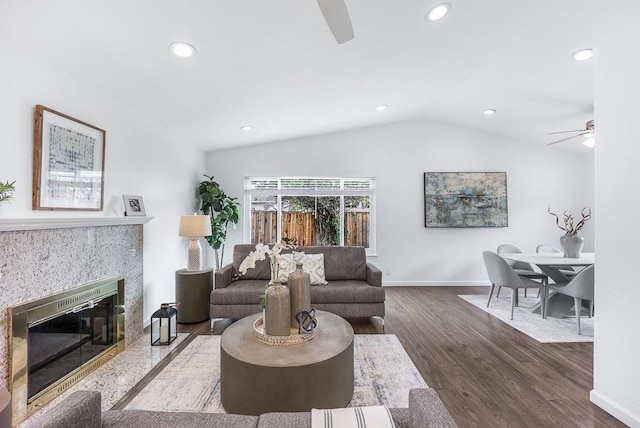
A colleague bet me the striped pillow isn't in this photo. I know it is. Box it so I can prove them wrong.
[311,406,396,428]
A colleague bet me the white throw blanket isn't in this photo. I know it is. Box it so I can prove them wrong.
[311,406,396,428]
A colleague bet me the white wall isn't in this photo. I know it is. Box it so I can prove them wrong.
[591,3,640,425]
[206,119,594,284]
[0,47,205,323]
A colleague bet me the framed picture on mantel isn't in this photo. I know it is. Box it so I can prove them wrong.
[32,105,106,211]
[123,195,146,216]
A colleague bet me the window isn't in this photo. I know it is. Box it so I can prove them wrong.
[244,177,375,254]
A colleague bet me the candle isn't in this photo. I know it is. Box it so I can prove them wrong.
[160,324,169,342]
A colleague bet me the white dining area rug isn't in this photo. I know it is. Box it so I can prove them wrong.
[459,294,594,343]
[124,334,428,413]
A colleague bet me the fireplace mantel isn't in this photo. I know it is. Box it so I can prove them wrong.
[0,216,153,232]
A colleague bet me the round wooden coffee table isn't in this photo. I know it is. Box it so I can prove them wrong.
[220,310,354,415]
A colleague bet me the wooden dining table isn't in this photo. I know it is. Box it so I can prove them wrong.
[501,252,595,318]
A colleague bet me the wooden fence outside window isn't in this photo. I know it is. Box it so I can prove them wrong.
[251,211,369,247]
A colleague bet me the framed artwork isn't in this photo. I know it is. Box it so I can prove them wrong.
[123,195,146,216]
[424,172,508,228]
[33,105,106,211]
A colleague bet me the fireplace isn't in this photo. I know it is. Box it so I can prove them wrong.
[9,275,125,423]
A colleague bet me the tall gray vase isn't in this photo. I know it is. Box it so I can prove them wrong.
[560,235,584,258]
[288,262,311,329]
[264,284,291,336]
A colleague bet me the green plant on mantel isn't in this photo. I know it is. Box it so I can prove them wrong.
[0,180,16,203]
[198,175,240,270]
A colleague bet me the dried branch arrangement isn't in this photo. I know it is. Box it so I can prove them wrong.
[548,206,592,236]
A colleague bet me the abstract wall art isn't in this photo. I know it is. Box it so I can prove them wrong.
[424,172,508,228]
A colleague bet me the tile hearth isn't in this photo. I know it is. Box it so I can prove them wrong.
[20,333,188,427]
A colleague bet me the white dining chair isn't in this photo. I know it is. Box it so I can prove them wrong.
[544,265,594,334]
[483,251,547,320]
[497,244,548,298]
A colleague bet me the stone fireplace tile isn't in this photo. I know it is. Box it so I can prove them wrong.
[0,225,145,389]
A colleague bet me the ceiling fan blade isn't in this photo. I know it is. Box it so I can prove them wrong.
[316,0,354,44]
[547,131,590,146]
[545,128,587,136]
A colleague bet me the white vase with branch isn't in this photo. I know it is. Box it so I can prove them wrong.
[548,207,592,258]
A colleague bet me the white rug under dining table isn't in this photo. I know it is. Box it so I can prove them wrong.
[459,294,594,343]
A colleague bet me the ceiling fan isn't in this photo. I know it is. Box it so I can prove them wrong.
[546,120,595,146]
[316,0,354,44]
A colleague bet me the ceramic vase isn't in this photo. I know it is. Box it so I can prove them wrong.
[288,262,311,329]
[560,235,584,258]
[264,283,291,336]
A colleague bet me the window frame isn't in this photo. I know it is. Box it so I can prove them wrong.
[243,177,376,255]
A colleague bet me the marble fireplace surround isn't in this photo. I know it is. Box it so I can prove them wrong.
[0,217,152,390]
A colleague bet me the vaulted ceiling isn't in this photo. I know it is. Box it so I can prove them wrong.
[1,0,594,152]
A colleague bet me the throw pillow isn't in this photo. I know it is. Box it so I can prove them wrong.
[293,251,328,285]
[311,406,395,428]
[276,253,296,283]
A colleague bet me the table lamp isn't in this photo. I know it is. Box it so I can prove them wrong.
[179,214,212,271]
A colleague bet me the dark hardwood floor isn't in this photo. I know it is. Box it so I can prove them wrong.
[116,287,624,428]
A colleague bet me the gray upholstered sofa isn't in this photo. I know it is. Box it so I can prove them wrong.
[23,388,458,427]
[210,245,385,323]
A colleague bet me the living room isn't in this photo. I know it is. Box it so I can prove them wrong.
[0,1,638,427]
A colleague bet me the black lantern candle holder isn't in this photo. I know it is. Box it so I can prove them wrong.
[151,302,179,346]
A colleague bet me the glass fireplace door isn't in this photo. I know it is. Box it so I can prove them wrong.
[27,294,117,400]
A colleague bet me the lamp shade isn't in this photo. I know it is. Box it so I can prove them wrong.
[179,215,212,237]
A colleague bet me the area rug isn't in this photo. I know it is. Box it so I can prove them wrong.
[459,294,593,343]
[124,334,427,413]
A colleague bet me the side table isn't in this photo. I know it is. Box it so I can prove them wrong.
[175,268,213,324]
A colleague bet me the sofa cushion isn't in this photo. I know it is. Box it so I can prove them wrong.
[310,281,385,304]
[233,244,271,280]
[257,412,310,427]
[234,245,368,282]
[212,279,267,305]
[298,246,367,281]
[102,410,259,428]
[22,390,102,428]
[389,408,410,428]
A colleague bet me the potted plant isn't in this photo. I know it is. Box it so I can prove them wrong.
[0,180,16,203]
[198,175,240,270]
[548,206,592,257]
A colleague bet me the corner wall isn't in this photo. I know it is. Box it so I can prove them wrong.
[591,3,640,425]
[206,119,594,284]
[0,47,205,326]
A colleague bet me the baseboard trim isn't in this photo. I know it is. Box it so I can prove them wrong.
[590,389,640,427]
[382,281,490,287]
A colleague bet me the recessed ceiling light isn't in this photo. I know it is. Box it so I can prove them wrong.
[425,3,451,22]
[169,42,196,58]
[482,109,497,115]
[240,126,253,132]
[572,48,593,61]
[375,104,388,112]
[582,137,595,148]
